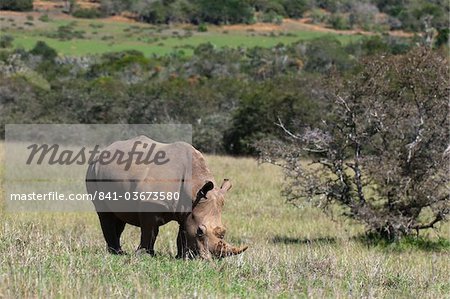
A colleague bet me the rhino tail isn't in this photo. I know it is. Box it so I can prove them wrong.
[85,160,98,194]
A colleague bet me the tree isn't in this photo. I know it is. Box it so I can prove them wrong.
[283,0,311,18]
[30,41,58,61]
[195,0,253,24]
[303,36,354,73]
[100,0,134,15]
[348,2,379,30]
[435,28,449,48]
[134,0,170,24]
[225,76,325,155]
[0,0,33,11]
[0,35,14,48]
[258,48,449,240]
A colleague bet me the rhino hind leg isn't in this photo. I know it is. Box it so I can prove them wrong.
[97,212,126,255]
[137,216,159,256]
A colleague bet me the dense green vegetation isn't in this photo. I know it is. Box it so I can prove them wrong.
[0,1,445,156]
[0,33,421,154]
[0,0,33,11]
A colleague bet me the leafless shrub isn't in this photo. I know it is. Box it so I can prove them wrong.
[258,48,449,240]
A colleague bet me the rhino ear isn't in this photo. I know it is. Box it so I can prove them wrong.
[193,181,214,209]
[200,181,214,196]
[220,179,232,193]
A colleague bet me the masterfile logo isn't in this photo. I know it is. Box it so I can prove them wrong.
[5,124,192,212]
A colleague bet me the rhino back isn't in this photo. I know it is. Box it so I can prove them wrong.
[89,136,214,212]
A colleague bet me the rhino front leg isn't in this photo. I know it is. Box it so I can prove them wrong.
[176,226,187,259]
[137,217,159,256]
[97,212,126,255]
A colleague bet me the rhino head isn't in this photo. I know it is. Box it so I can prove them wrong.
[183,179,248,259]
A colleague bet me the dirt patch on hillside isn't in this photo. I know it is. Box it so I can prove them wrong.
[103,14,137,23]
[286,19,415,37]
[33,0,64,11]
[33,0,99,10]
[223,23,281,32]
[222,18,415,37]
[75,1,100,9]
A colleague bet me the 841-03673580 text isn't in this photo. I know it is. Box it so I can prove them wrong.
[9,191,180,201]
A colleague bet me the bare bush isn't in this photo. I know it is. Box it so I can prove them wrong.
[258,48,449,240]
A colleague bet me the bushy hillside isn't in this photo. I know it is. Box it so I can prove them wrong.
[0,33,420,154]
[97,0,449,32]
[2,0,449,33]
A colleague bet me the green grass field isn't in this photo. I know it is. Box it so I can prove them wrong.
[1,147,449,297]
[0,15,361,56]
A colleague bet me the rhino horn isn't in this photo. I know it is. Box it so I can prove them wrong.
[214,240,248,257]
[228,245,248,256]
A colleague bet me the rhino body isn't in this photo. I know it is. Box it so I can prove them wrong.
[86,136,247,259]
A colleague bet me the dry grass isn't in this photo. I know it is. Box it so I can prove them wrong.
[0,149,449,297]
